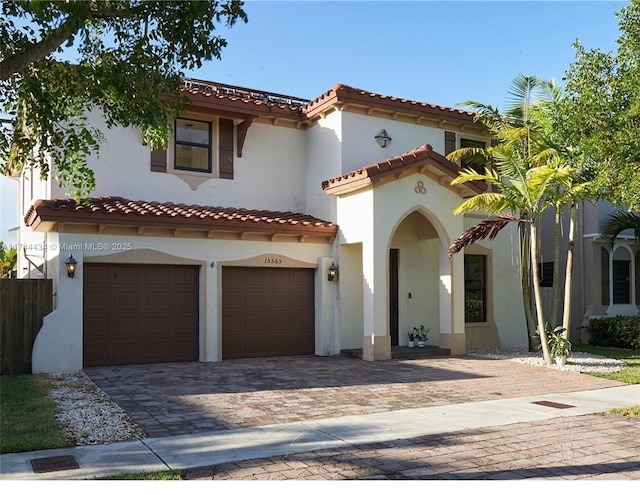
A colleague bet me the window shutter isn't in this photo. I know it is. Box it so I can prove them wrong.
[150,147,167,173]
[444,131,456,158]
[219,118,234,179]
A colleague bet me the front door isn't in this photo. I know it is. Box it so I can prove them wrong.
[390,249,399,346]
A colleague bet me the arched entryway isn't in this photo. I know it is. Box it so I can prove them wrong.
[388,209,445,347]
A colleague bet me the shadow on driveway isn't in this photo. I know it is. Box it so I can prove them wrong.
[85,354,621,438]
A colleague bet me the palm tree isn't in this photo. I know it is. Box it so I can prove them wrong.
[449,152,580,365]
[600,210,640,244]
[447,75,591,365]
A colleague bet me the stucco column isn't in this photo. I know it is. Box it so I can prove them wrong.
[361,234,391,361]
[315,257,339,356]
[439,246,466,355]
[32,236,84,373]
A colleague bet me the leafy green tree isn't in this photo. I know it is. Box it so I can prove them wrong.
[558,0,640,210]
[0,0,247,197]
[0,241,17,278]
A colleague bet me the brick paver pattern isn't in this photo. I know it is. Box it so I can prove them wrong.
[184,414,640,480]
[84,355,640,480]
[85,355,621,437]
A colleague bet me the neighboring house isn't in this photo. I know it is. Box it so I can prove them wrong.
[540,200,640,339]
[15,79,527,373]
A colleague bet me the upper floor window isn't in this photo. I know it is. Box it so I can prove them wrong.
[150,116,234,180]
[460,138,486,175]
[174,118,212,173]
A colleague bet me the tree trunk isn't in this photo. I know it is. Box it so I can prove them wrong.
[530,219,553,365]
[519,224,537,350]
[549,207,562,327]
[561,201,576,341]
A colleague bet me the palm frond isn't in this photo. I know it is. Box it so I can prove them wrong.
[448,214,519,260]
[505,74,544,121]
[453,192,515,216]
[446,146,493,165]
[600,210,640,244]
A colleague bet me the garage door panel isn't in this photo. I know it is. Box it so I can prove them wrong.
[172,291,198,310]
[222,266,314,359]
[244,291,266,308]
[173,316,198,334]
[113,265,139,285]
[145,266,170,285]
[84,290,111,310]
[83,263,199,366]
[114,291,139,311]
[83,318,110,337]
[112,317,139,336]
[145,317,170,335]
[145,291,171,310]
[172,266,199,285]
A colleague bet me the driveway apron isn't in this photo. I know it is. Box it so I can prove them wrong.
[84,355,622,439]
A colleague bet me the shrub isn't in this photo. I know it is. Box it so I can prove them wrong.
[587,316,640,349]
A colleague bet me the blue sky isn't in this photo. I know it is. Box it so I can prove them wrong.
[185,0,625,107]
[0,0,629,242]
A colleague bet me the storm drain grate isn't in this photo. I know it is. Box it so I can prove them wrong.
[31,455,79,473]
[531,400,575,409]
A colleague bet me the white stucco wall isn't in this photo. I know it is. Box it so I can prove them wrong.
[462,215,527,348]
[340,113,445,174]
[305,112,342,222]
[31,232,335,372]
[64,112,309,214]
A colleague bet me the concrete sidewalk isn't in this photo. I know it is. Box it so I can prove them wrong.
[1,384,639,480]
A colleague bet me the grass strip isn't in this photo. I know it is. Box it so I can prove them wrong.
[0,374,69,454]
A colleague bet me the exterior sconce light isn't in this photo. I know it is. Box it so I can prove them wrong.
[375,129,392,148]
[65,254,78,278]
[328,262,338,282]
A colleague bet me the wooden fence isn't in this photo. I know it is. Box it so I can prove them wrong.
[0,279,53,375]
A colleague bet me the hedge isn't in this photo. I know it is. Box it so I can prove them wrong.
[587,315,640,349]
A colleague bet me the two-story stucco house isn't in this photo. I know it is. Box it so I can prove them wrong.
[15,79,529,373]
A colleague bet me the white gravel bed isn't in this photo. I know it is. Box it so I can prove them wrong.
[468,348,628,374]
[47,372,145,445]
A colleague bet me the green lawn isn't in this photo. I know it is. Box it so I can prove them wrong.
[573,344,640,417]
[0,374,70,454]
[572,344,640,384]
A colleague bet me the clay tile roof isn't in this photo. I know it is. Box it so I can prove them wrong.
[322,144,486,197]
[178,78,482,129]
[180,79,309,121]
[24,197,338,239]
[304,84,479,126]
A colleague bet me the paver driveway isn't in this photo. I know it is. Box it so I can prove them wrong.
[85,354,622,438]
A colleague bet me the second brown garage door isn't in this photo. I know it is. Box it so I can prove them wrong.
[222,267,315,359]
[83,263,199,366]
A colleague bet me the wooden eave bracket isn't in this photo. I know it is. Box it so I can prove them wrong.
[236,117,254,158]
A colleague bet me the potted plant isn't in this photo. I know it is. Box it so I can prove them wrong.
[414,325,430,348]
[548,326,571,365]
[407,331,416,347]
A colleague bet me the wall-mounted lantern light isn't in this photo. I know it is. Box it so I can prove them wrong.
[328,262,338,282]
[375,129,392,148]
[65,254,78,278]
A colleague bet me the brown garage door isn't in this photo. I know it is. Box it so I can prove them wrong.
[83,263,199,366]
[222,267,315,359]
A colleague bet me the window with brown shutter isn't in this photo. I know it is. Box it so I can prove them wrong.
[444,131,456,158]
[150,147,167,173]
[219,118,234,179]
